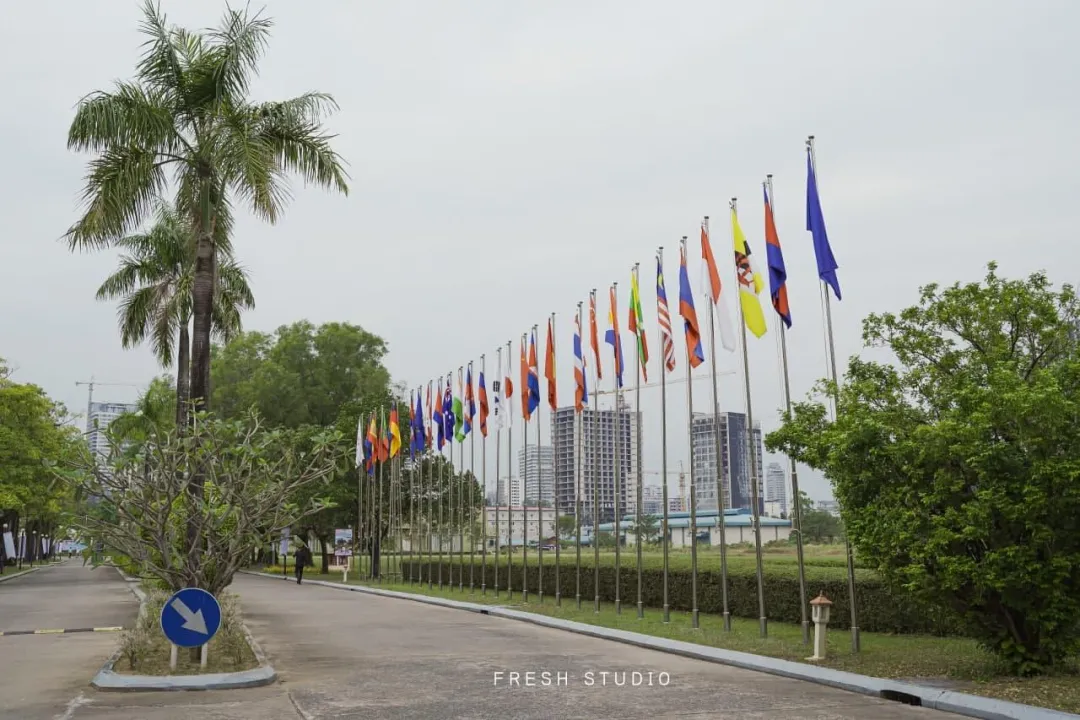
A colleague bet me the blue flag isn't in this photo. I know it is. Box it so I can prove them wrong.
[806,149,841,301]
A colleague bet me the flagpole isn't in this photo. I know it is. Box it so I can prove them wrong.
[704,216,733,632]
[506,340,514,600]
[808,134,860,652]
[518,332,527,604]
[681,236,700,629]
[358,429,365,579]
[552,313,562,607]
[426,396,434,588]
[658,248,671,623]
[468,363,475,592]
[411,430,417,585]
[767,174,810,644]
[633,263,644,620]
[536,324,545,605]
[439,398,446,590]
[390,455,397,582]
[377,410,385,583]
[612,282,623,616]
[494,349,502,598]
[575,301,584,611]
[731,198,769,637]
[479,357,486,595]
[591,289,601,614]
[459,388,466,594]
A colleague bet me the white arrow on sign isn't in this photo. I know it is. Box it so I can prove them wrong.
[170,597,208,635]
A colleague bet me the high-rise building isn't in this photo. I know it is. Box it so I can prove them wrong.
[690,411,763,512]
[518,446,554,506]
[765,462,788,515]
[86,401,138,462]
[494,476,524,506]
[552,397,641,524]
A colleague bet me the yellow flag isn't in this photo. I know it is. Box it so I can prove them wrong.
[731,208,768,338]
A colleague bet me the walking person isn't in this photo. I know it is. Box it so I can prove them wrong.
[294,543,312,585]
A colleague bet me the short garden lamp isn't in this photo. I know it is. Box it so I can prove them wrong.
[808,592,833,661]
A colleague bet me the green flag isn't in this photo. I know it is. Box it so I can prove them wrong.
[453,395,465,442]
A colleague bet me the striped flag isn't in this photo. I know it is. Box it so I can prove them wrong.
[544,318,557,411]
[527,329,541,416]
[678,244,706,368]
[629,266,650,382]
[700,218,738,352]
[764,184,792,328]
[573,310,589,410]
[503,344,514,429]
[589,291,603,380]
[478,369,489,437]
[425,381,433,449]
[655,253,676,373]
[605,286,625,388]
[463,364,475,437]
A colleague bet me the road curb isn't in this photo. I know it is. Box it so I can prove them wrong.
[0,567,40,584]
[237,570,1074,720]
[91,573,278,692]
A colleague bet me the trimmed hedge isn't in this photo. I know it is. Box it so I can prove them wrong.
[398,557,958,636]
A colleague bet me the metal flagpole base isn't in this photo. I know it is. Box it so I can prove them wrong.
[801,621,810,644]
[575,593,581,610]
[555,592,561,607]
[481,582,486,596]
[594,597,600,614]
[539,591,544,604]
[723,612,732,632]
[615,599,621,614]
[636,602,643,619]
[759,617,768,638]
[691,609,700,629]
[851,626,861,652]
[663,605,670,624]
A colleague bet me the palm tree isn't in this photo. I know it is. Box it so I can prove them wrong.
[96,201,254,428]
[65,0,348,420]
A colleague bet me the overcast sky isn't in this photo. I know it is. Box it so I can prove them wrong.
[2,1,1077,503]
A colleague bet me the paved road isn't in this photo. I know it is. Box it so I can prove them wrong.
[0,561,139,720]
[71,573,955,720]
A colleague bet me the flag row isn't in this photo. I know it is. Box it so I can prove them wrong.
[358,140,841,469]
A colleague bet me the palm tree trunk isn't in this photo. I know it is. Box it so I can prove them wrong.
[186,223,216,585]
[175,323,191,429]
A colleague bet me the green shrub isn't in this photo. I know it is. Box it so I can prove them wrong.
[399,558,958,635]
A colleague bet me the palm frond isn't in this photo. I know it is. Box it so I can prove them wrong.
[251,96,349,196]
[96,255,153,300]
[135,1,185,99]
[67,82,184,156]
[64,146,169,250]
[206,4,273,102]
[117,285,161,350]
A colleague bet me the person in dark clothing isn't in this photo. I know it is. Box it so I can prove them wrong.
[294,544,312,584]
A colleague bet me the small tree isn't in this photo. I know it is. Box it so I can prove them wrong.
[767,264,1080,674]
[61,411,344,595]
[629,514,660,544]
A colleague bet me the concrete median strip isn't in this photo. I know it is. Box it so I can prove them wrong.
[90,572,278,692]
[0,627,124,636]
[237,570,1074,720]
[0,567,41,584]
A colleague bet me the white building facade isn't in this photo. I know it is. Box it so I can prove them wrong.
[518,445,555,506]
[86,401,137,462]
[483,506,557,548]
[765,462,788,516]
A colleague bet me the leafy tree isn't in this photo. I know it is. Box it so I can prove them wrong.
[62,410,344,594]
[767,264,1080,674]
[792,491,842,543]
[629,513,660,544]
[211,320,395,571]
[95,202,254,427]
[0,370,83,565]
[557,514,577,540]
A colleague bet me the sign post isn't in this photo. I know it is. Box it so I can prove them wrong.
[160,588,222,671]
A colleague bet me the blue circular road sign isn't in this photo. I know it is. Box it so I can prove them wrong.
[160,588,221,648]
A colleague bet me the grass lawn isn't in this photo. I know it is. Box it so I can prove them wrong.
[251,565,1079,714]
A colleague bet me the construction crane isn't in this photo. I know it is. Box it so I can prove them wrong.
[75,377,140,429]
